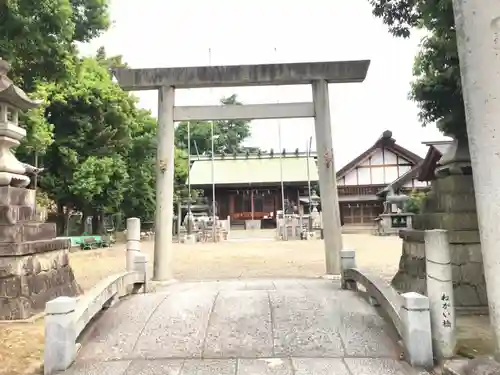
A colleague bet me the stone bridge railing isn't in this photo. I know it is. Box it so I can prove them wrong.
[43,218,148,375]
[340,249,434,369]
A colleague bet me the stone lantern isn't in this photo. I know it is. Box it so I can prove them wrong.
[0,59,79,320]
[0,58,41,187]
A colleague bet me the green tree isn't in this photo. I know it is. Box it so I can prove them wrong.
[175,94,253,154]
[121,109,157,222]
[0,0,110,90]
[368,0,465,139]
[122,108,192,223]
[15,81,56,166]
[405,189,427,214]
[39,57,137,234]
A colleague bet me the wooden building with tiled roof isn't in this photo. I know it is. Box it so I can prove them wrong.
[188,150,318,226]
[188,130,429,229]
[335,130,428,226]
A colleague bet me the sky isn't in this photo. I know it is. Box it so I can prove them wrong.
[79,0,449,169]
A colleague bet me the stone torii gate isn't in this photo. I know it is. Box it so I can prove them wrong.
[113,60,370,281]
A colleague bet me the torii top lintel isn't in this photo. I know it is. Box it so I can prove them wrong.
[112,60,371,90]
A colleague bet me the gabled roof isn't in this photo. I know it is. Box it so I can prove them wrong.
[376,164,422,197]
[189,154,319,187]
[336,130,423,179]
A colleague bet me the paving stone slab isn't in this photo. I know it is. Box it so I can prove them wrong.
[344,358,417,375]
[271,279,308,290]
[237,358,294,375]
[62,360,131,375]
[269,289,345,357]
[124,359,184,375]
[78,293,169,361]
[291,358,350,375]
[244,279,276,290]
[338,311,399,357]
[336,292,400,358]
[132,290,218,358]
[203,290,273,358]
[180,359,237,375]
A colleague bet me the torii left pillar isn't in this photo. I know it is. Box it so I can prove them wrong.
[154,86,175,281]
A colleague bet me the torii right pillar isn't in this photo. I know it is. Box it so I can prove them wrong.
[453,0,500,359]
[312,80,343,275]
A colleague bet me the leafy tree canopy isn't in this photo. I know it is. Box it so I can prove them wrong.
[175,94,253,155]
[40,57,138,220]
[368,0,466,139]
[0,0,110,90]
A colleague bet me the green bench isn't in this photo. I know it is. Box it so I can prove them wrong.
[79,236,114,250]
[81,237,102,250]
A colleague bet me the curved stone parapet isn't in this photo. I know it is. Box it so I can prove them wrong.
[343,267,404,337]
[43,252,148,375]
[73,271,146,339]
[340,249,434,369]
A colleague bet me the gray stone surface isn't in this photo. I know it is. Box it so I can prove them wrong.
[113,61,370,90]
[0,186,79,320]
[393,174,488,313]
[64,279,426,375]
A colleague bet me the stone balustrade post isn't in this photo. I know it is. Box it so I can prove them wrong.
[126,217,141,272]
[44,296,78,375]
[400,292,434,368]
[425,229,456,359]
[133,252,148,293]
[340,249,357,290]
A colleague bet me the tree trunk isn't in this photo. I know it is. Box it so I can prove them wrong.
[91,215,99,235]
[80,212,88,235]
[57,203,65,236]
[98,213,105,234]
[63,204,73,237]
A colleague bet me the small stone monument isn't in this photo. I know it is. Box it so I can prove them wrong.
[377,188,414,235]
[0,59,79,319]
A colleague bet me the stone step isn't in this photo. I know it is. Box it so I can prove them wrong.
[0,222,57,244]
[0,186,35,206]
[431,175,475,194]
[0,237,70,256]
[399,228,480,244]
[0,205,35,224]
[413,212,478,231]
[422,192,477,213]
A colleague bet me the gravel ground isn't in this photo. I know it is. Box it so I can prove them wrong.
[71,233,402,289]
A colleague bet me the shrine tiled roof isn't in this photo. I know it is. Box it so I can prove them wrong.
[189,155,319,186]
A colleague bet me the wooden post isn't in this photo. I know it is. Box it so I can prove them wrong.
[177,201,181,243]
[251,189,254,220]
[229,193,235,216]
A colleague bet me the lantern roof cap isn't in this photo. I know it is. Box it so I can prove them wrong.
[0,59,41,111]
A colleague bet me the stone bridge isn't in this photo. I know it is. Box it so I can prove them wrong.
[61,278,427,375]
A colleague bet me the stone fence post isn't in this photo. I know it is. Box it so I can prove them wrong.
[44,296,77,375]
[340,249,357,290]
[134,253,148,293]
[126,217,141,272]
[425,229,456,359]
[400,292,434,368]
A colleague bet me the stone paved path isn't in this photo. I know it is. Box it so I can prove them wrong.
[65,279,425,375]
